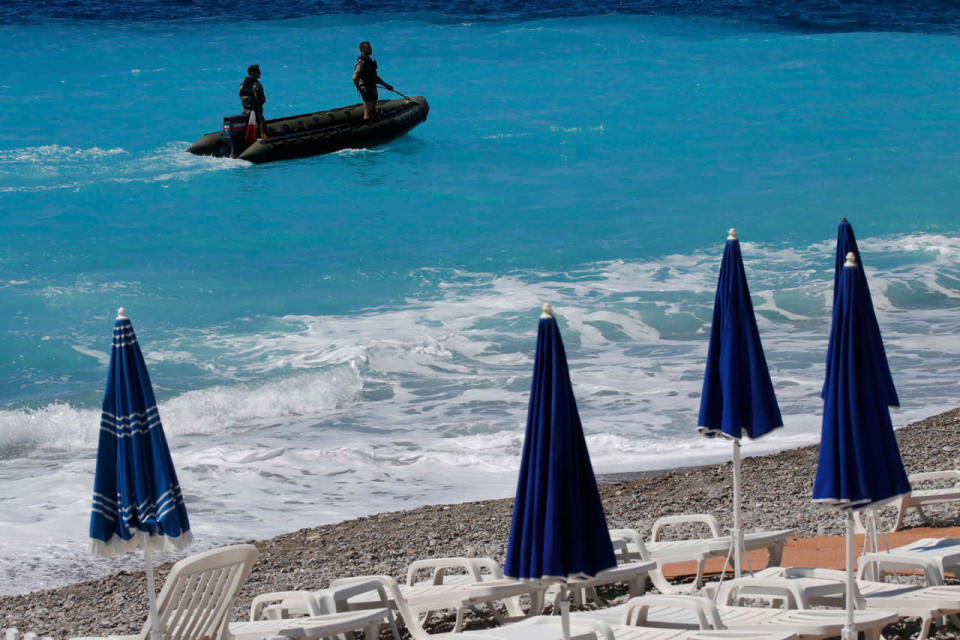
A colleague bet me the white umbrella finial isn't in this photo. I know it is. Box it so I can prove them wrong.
[541,303,554,319]
[844,252,857,267]
[727,228,737,240]
[117,307,128,320]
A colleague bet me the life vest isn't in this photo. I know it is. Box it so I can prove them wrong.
[239,76,265,112]
[354,55,378,90]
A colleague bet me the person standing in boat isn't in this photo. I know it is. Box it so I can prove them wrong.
[239,64,268,138]
[353,42,393,124]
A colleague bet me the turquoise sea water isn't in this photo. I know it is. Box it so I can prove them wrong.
[1,11,959,593]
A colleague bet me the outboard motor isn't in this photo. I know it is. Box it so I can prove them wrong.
[220,115,249,158]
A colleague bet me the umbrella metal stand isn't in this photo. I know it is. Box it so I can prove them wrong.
[559,586,571,640]
[144,548,162,640]
[719,438,752,581]
[842,511,857,640]
[731,439,746,578]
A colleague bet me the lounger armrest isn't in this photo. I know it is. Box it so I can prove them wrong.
[907,470,960,485]
[774,567,847,582]
[650,514,722,541]
[250,590,321,620]
[566,618,617,640]
[715,577,812,609]
[518,615,616,640]
[406,557,482,585]
[609,528,653,560]
[468,557,508,580]
[858,553,944,585]
[621,594,721,630]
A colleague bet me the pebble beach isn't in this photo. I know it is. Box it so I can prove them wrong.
[3,407,958,639]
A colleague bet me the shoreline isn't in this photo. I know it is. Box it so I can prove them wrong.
[2,407,958,637]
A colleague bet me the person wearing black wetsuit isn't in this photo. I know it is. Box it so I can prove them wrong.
[353,42,393,124]
[239,64,268,138]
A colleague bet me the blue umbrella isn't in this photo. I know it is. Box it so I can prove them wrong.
[89,308,192,640]
[698,228,782,578]
[813,253,910,640]
[826,218,898,408]
[505,304,616,636]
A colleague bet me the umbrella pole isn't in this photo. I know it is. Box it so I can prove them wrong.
[559,584,571,640]
[144,547,162,640]
[732,439,743,578]
[841,511,857,640]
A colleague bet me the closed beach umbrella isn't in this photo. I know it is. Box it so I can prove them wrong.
[505,304,616,638]
[827,218,898,408]
[813,253,910,640]
[89,308,192,640]
[697,228,782,578]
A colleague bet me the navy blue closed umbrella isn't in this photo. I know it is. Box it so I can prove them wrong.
[505,304,616,636]
[813,253,910,640]
[827,218,898,408]
[89,308,192,640]
[698,229,782,578]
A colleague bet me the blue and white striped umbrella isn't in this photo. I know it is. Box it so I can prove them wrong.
[89,309,192,640]
[90,308,192,556]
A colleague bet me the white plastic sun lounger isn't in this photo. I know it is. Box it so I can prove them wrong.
[715,566,960,640]
[646,515,791,574]
[890,471,960,532]
[252,558,548,633]
[577,594,898,640]
[69,544,398,640]
[609,524,791,594]
[462,556,656,608]
[860,536,960,583]
[259,573,552,640]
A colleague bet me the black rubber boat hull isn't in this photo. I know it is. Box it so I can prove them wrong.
[187,96,428,164]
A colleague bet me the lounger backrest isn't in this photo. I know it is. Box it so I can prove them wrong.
[147,544,259,640]
[608,529,653,561]
[650,515,721,542]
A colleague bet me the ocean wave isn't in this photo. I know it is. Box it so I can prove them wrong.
[0,403,99,460]
[0,367,363,460]
[1,230,958,595]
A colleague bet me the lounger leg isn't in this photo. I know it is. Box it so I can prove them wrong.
[693,559,706,589]
[890,500,907,533]
[530,589,544,616]
[916,615,933,640]
[916,505,929,525]
[501,596,523,620]
[582,586,600,606]
[768,542,784,567]
[453,607,465,632]
[571,587,584,607]
[384,610,401,640]
[364,623,379,640]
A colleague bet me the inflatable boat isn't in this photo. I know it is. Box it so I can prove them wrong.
[186,95,428,163]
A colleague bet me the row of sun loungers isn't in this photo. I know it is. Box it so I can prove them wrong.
[63,517,960,640]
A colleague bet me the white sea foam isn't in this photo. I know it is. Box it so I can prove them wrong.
[0,142,246,193]
[1,231,958,594]
[334,148,388,156]
[0,145,128,164]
